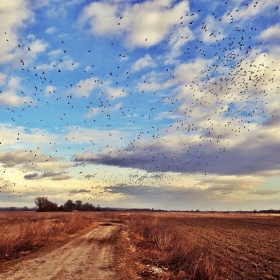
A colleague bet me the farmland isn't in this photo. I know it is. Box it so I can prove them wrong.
[1,211,280,279]
[117,212,280,279]
[168,213,280,279]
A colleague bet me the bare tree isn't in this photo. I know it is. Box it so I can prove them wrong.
[34,197,58,212]
[34,197,49,212]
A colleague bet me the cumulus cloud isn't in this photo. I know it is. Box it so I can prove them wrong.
[200,16,225,43]
[154,111,181,120]
[47,49,63,57]
[84,102,122,118]
[222,1,280,23]
[72,124,280,176]
[165,24,195,63]
[106,87,127,100]
[258,23,280,44]
[0,76,31,107]
[0,91,30,107]
[0,0,34,64]
[45,85,56,95]
[173,58,212,85]
[45,26,57,34]
[68,77,100,98]
[131,54,155,72]
[136,70,175,92]
[79,0,191,48]
[57,57,79,71]
[0,73,7,86]
[36,56,79,72]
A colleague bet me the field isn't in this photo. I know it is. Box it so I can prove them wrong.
[117,212,280,280]
[1,211,280,279]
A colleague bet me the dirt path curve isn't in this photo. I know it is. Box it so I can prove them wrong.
[0,223,121,280]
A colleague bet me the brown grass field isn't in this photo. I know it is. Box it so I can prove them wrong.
[1,211,280,280]
[116,212,280,280]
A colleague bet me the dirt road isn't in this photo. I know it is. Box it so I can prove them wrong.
[0,223,121,280]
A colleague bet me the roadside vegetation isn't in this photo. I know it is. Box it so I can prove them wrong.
[116,213,232,280]
[0,211,98,262]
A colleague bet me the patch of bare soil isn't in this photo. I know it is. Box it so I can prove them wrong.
[0,223,121,280]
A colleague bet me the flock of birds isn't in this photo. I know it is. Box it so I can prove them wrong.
[0,1,279,205]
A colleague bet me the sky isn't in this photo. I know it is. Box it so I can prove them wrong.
[0,0,280,211]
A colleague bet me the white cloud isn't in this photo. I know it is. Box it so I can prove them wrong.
[154,111,181,120]
[57,57,79,70]
[131,54,155,72]
[0,1,34,37]
[222,1,280,23]
[106,86,127,100]
[0,0,49,67]
[79,0,191,48]
[85,107,100,118]
[0,123,62,149]
[85,102,122,118]
[136,70,175,92]
[47,49,63,57]
[36,56,78,72]
[258,23,280,44]
[0,76,31,107]
[0,73,7,86]
[200,16,225,43]
[68,77,100,97]
[45,26,57,34]
[27,37,49,53]
[173,58,212,85]
[66,126,125,144]
[0,91,30,107]
[45,85,56,95]
[165,24,195,64]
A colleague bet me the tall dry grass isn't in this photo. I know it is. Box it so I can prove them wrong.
[0,211,97,261]
[116,213,233,280]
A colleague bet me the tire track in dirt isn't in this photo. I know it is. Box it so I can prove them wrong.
[0,223,121,280]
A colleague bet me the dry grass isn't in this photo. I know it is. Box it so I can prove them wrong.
[2,211,280,279]
[0,211,98,261]
[116,213,232,280]
[116,212,280,280]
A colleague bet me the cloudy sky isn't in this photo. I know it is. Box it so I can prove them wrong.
[0,0,280,211]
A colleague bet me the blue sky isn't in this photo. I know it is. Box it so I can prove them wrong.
[0,0,280,210]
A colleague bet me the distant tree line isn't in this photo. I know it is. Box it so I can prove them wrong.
[34,197,99,212]
[0,206,37,211]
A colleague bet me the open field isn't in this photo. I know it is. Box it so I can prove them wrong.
[168,213,280,279]
[117,212,280,280]
[1,211,280,279]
